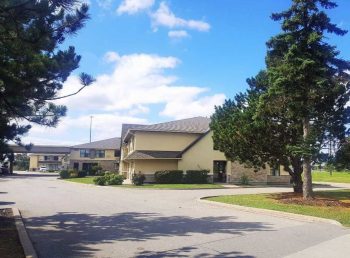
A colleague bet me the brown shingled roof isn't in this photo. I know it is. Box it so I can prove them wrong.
[122,117,210,142]
[71,137,121,150]
[124,150,182,160]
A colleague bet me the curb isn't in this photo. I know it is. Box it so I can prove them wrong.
[198,197,343,227]
[12,208,38,258]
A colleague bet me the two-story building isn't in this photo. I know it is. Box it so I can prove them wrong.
[69,137,121,172]
[27,146,70,171]
[119,117,291,184]
[28,138,121,172]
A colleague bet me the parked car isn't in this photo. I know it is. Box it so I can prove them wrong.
[39,166,47,172]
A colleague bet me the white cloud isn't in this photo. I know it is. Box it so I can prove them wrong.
[117,0,155,15]
[24,52,224,144]
[151,2,210,32]
[168,30,189,39]
[104,51,121,63]
[96,0,113,9]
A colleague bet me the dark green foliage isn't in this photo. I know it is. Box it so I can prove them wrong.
[132,172,146,186]
[154,170,183,184]
[211,0,350,197]
[13,154,29,170]
[184,170,209,183]
[59,170,69,179]
[77,170,87,178]
[90,165,103,176]
[69,170,78,178]
[94,172,124,186]
[239,174,250,185]
[93,176,106,186]
[334,139,350,170]
[0,0,94,158]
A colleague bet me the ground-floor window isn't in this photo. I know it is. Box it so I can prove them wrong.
[213,160,227,182]
[82,162,98,172]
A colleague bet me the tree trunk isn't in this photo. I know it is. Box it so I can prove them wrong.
[292,171,303,193]
[302,118,313,199]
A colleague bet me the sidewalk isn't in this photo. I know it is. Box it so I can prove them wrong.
[285,234,350,258]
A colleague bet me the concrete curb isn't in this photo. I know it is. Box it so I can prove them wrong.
[12,208,38,258]
[198,197,343,227]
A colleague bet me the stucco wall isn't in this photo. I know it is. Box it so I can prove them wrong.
[29,155,39,170]
[178,131,230,174]
[134,159,178,174]
[134,131,200,151]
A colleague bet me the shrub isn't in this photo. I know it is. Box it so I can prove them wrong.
[104,172,124,185]
[59,170,69,179]
[69,170,78,178]
[90,165,103,176]
[239,174,250,185]
[77,170,87,178]
[132,172,146,186]
[154,170,183,184]
[184,170,209,183]
[93,176,106,186]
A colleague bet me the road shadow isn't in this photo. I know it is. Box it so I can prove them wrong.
[136,246,254,257]
[25,212,271,257]
[5,173,59,179]
[0,201,15,206]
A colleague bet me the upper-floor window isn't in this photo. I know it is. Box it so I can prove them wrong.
[95,150,105,158]
[80,149,90,158]
[114,150,121,157]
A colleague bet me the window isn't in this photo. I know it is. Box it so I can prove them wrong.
[54,156,59,161]
[96,150,105,158]
[114,150,120,157]
[80,149,90,158]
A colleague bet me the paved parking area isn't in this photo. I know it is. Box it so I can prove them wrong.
[1,172,349,257]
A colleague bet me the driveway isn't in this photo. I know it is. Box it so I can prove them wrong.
[1,172,349,258]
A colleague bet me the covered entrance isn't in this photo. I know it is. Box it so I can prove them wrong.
[213,160,227,182]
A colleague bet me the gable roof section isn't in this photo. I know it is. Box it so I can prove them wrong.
[122,117,210,142]
[71,137,121,150]
[124,150,182,160]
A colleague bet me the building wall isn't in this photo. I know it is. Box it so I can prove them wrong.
[228,162,269,184]
[133,159,179,182]
[70,149,116,161]
[29,155,39,171]
[178,131,231,174]
[134,131,200,151]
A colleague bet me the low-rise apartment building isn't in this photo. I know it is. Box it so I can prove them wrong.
[119,117,290,184]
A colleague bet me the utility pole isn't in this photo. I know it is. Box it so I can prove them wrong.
[89,116,93,143]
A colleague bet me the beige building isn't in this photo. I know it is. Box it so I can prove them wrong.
[27,146,71,171]
[28,138,121,172]
[69,137,121,172]
[119,117,290,184]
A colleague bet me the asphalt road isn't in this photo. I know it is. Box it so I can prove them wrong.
[1,172,349,258]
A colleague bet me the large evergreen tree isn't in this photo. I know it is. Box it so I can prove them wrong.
[211,0,350,198]
[0,0,94,156]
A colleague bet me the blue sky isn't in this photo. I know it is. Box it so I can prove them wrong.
[24,0,350,145]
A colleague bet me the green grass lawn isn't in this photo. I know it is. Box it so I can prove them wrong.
[117,184,224,189]
[64,177,223,189]
[65,177,95,184]
[312,171,350,183]
[207,190,350,227]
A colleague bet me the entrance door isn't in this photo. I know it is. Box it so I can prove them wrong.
[82,163,98,172]
[213,161,227,182]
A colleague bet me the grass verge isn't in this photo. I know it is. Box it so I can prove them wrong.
[312,171,350,183]
[207,190,350,227]
[64,177,223,189]
[0,209,25,258]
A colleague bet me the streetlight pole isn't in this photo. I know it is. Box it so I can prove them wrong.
[89,116,93,143]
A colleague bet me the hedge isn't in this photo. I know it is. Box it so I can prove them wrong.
[184,170,209,183]
[154,170,183,183]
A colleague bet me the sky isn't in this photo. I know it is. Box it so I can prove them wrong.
[23,0,350,146]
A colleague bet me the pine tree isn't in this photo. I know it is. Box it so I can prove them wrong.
[211,0,350,198]
[0,0,94,156]
[263,0,350,198]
